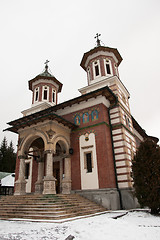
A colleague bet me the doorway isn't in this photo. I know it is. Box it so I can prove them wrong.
[53,161,60,194]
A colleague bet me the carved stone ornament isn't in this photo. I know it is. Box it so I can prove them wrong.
[46,129,55,139]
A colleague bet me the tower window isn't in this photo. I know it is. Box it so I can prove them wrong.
[104,59,112,76]
[87,67,91,81]
[93,60,101,78]
[44,88,47,100]
[85,152,92,173]
[35,87,39,102]
[106,63,111,74]
[52,89,55,103]
[43,86,49,100]
[95,65,99,76]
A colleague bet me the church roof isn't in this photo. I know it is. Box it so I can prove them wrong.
[80,45,123,70]
[4,86,117,133]
[132,116,159,143]
[5,112,77,133]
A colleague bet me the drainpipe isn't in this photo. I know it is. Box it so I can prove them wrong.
[108,107,123,210]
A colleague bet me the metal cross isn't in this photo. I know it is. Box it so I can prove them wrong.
[44,60,49,66]
[94,33,101,47]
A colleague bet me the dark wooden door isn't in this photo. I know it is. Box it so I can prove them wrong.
[53,161,60,194]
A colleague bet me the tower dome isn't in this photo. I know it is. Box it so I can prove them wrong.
[29,61,62,106]
[79,34,123,95]
[22,61,63,116]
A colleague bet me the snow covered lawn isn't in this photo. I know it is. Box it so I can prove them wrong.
[0,211,159,240]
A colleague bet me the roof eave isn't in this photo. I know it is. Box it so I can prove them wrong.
[80,46,123,71]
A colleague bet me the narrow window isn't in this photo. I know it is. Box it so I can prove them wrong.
[52,90,55,103]
[86,152,92,173]
[106,63,111,74]
[128,118,131,127]
[105,59,111,75]
[87,67,91,81]
[43,87,48,100]
[95,65,99,76]
[25,163,30,179]
[35,88,39,102]
[35,91,38,101]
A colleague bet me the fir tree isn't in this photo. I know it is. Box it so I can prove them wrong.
[0,137,16,173]
[132,139,160,214]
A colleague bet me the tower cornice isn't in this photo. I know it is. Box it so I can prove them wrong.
[80,46,123,71]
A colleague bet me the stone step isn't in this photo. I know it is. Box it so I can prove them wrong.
[0,194,106,220]
[0,208,103,220]
[0,202,100,208]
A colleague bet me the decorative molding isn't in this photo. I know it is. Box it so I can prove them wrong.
[81,145,93,149]
[73,121,110,135]
[46,129,56,139]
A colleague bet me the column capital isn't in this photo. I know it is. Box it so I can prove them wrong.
[44,150,55,155]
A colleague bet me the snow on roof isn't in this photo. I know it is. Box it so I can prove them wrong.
[0,172,10,180]
[1,173,15,187]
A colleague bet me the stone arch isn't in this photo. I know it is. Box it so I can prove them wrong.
[52,135,70,155]
[18,130,48,156]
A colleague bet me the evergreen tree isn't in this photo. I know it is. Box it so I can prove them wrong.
[132,139,160,214]
[0,137,16,173]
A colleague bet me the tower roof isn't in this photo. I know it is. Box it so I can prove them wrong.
[80,45,123,71]
[28,63,63,92]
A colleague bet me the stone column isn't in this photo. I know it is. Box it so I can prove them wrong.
[35,161,44,194]
[62,157,72,194]
[14,155,26,195]
[43,150,56,194]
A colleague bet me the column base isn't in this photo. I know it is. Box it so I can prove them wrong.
[43,176,57,195]
[62,179,72,194]
[14,180,26,195]
[35,181,43,194]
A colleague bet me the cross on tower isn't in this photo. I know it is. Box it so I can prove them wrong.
[94,33,101,47]
[44,60,49,71]
[44,60,49,66]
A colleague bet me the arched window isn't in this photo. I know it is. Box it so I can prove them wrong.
[104,59,112,76]
[93,60,101,78]
[34,87,39,102]
[43,86,49,101]
[52,89,56,103]
[87,67,91,81]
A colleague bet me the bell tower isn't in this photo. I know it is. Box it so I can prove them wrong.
[80,35,137,197]
[79,34,122,95]
[22,61,63,116]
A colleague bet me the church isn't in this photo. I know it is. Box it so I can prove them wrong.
[5,35,157,210]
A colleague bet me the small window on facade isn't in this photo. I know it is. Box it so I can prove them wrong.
[95,65,99,76]
[52,90,55,103]
[86,152,92,173]
[87,67,91,81]
[125,115,131,128]
[25,163,30,179]
[43,86,48,100]
[35,88,39,102]
[106,63,111,74]
[122,94,126,104]
[128,118,131,128]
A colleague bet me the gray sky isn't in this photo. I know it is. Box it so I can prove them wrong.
[0,0,160,150]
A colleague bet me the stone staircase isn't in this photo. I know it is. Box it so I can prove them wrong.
[0,194,106,221]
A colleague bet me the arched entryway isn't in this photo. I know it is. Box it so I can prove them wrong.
[53,141,68,194]
[14,132,71,195]
[25,137,44,193]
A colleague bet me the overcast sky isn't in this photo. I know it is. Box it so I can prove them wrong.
[0,0,160,150]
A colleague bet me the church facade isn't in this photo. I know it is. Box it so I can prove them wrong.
[5,40,156,210]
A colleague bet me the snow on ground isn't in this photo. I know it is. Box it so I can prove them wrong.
[0,211,159,240]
